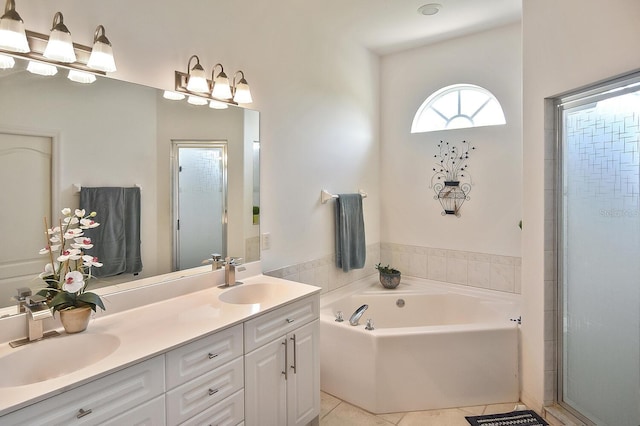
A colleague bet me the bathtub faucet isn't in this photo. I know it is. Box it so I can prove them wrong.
[349,304,368,326]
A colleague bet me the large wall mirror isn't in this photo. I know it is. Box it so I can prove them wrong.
[0,57,260,312]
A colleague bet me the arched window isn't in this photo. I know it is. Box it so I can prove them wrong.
[411,84,506,133]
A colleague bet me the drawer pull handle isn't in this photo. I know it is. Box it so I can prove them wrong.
[286,318,295,323]
[208,388,219,396]
[208,352,219,359]
[76,408,93,419]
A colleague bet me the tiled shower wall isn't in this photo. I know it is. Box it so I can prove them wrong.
[265,242,521,295]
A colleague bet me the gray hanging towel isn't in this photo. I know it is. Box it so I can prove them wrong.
[79,187,143,277]
[335,193,366,272]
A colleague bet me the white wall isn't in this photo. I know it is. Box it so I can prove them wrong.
[380,23,522,256]
[15,0,381,273]
[521,0,640,411]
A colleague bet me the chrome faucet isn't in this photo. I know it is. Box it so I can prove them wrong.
[220,256,246,287]
[10,294,60,348]
[12,287,32,315]
[210,253,224,270]
[349,304,369,326]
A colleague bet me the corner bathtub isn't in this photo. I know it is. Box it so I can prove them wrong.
[320,276,521,414]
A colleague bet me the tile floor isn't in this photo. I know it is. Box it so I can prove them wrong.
[319,391,525,426]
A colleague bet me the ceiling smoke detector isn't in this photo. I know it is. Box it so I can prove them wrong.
[417,3,442,16]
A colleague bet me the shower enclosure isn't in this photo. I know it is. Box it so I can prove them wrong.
[557,74,640,425]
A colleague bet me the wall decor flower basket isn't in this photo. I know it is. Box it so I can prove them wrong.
[430,140,475,217]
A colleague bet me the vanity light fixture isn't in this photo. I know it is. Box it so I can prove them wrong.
[211,63,232,99]
[43,12,76,63]
[174,56,253,106]
[185,55,209,93]
[209,99,229,109]
[232,70,253,104]
[87,25,116,72]
[0,52,14,68]
[26,60,57,76]
[163,90,185,101]
[68,69,96,84]
[0,0,29,53]
[187,95,208,106]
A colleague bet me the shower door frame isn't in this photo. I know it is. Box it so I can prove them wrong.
[555,71,640,425]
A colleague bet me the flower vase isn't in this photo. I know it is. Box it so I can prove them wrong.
[379,271,401,289]
[59,306,92,334]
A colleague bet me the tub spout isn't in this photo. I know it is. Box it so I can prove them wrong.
[349,304,368,326]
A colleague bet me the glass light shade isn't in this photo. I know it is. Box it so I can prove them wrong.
[43,29,76,63]
[212,74,232,99]
[26,61,57,76]
[187,96,208,106]
[0,53,15,69]
[163,91,185,101]
[0,14,29,53]
[209,100,229,109]
[186,66,209,93]
[233,80,253,104]
[67,69,96,84]
[87,40,116,72]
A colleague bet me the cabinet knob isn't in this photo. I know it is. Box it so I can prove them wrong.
[286,318,295,323]
[208,352,219,359]
[76,408,93,419]
[208,388,219,396]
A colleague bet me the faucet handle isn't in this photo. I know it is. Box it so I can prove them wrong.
[15,287,32,300]
[26,294,47,306]
[226,256,244,265]
[211,253,222,261]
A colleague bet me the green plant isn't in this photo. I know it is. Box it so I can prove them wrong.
[375,263,400,274]
[38,208,106,313]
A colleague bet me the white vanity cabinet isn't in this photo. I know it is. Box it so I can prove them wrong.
[165,324,244,425]
[0,356,165,425]
[244,296,320,426]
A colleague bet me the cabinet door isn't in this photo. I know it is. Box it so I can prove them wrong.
[244,337,287,426]
[287,320,320,426]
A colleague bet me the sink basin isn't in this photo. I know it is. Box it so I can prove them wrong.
[0,333,120,387]
[218,282,291,304]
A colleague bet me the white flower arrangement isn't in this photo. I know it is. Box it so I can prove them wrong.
[38,208,106,313]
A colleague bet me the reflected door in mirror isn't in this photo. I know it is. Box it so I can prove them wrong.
[0,131,52,305]
[174,143,227,270]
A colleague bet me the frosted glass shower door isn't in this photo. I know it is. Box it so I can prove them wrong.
[559,80,640,425]
[174,143,227,270]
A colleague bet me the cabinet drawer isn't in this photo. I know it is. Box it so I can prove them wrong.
[166,324,243,389]
[180,389,244,426]
[1,356,165,426]
[166,357,243,425]
[101,395,165,426]
[244,296,319,352]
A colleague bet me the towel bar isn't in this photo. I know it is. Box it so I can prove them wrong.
[73,183,142,194]
[321,189,367,204]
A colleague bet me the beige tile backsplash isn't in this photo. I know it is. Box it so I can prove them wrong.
[266,242,521,295]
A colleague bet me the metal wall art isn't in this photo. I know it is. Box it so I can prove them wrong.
[430,140,475,217]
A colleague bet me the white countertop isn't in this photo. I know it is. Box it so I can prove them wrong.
[0,273,320,416]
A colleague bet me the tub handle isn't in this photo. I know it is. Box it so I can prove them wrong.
[290,334,297,374]
[282,339,288,380]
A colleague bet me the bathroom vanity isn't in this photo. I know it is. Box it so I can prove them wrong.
[0,268,320,426]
